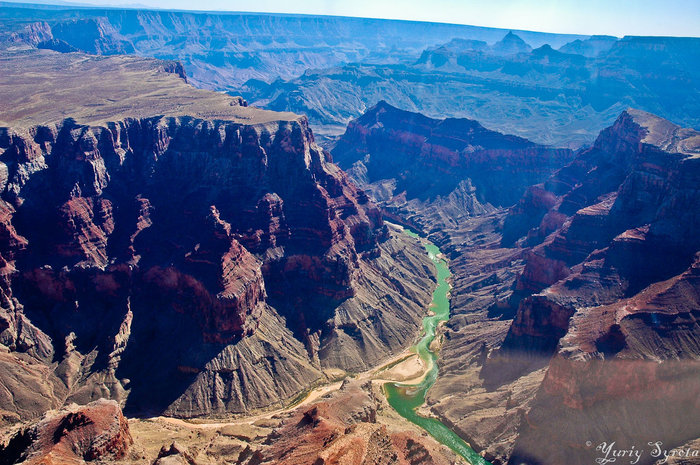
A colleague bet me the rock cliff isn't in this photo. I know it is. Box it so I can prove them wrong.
[0,399,132,465]
[499,110,700,465]
[0,50,435,421]
[332,101,574,231]
[429,109,700,464]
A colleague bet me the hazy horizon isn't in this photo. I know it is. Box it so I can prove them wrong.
[2,0,699,38]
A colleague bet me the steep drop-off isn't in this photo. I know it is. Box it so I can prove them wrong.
[333,103,700,464]
[500,110,700,465]
[332,101,574,237]
[0,50,436,422]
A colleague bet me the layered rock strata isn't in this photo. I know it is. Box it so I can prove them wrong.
[0,50,435,421]
[333,103,700,464]
[501,111,700,465]
[333,101,574,210]
[0,399,133,465]
[434,110,700,465]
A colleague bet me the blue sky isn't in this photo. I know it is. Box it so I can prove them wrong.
[7,0,700,37]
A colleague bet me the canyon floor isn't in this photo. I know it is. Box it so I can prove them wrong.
[0,292,469,465]
[125,345,464,465]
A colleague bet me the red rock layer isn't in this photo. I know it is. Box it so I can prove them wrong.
[501,109,700,355]
[497,110,700,464]
[0,399,133,465]
[332,100,574,208]
[3,115,382,337]
[263,381,455,465]
[0,114,386,416]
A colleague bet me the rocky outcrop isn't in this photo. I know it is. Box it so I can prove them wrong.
[415,31,534,70]
[490,32,532,56]
[0,51,435,420]
[0,399,132,465]
[510,259,700,464]
[7,17,133,55]
[486,110,700,464]
[504,109,700,308]
[152,442,198,465]
[7,21,53,46]
[558,35,617,57]
[332,101,574,215]
[261,381,458,465]
[50,18,135,55]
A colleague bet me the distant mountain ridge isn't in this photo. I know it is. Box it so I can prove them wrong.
[247,32,700,147]
[3,3,698,150]
[5,3,698,149]
[0,2,587,88]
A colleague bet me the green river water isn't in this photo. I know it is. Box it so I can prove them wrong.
[384,230,491,465]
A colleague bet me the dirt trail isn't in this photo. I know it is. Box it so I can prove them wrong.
[147,345,431,430]
[146,231,447,432]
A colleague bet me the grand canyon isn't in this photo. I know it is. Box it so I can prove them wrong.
[0,2,698,465]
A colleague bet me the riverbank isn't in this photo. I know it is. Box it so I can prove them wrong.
[132,227,488,464]
[384,229,491,465]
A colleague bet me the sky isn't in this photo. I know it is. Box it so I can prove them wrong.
[5,0,700,37]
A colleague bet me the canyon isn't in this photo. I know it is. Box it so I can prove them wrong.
[0,50,438,427]
[0,4,698,465]
[2,3,699,149]
[332,103,700,464]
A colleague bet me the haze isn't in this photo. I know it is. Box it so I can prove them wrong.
[5,0,699,37]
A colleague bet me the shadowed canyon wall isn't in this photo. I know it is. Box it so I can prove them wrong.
[333,104,700,465]
[0,52,436,422]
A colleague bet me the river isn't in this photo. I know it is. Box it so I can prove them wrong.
[384,230,491,465]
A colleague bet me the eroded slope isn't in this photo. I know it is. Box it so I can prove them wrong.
[0,50,436,422]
